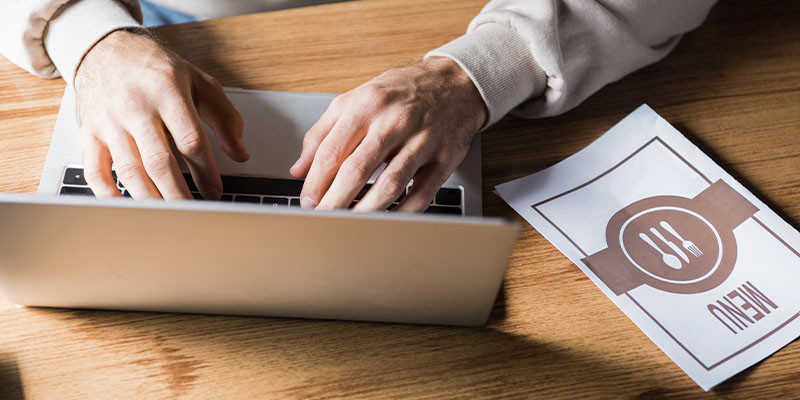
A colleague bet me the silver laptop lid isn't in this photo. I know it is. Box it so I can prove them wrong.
[0,194,517,326]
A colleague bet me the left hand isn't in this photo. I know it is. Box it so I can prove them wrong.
[289,57,487,212]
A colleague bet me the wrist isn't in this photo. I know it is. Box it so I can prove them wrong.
[423,57,488,132]
[42,0,143,88]
[75,29,154,92]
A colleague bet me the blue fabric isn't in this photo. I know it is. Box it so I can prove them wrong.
[139,0,196,27]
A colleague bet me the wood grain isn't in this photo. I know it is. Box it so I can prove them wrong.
[1,0,799,398]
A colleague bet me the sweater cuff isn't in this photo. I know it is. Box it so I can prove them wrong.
[44,0,142,87]
[425,23,547,128]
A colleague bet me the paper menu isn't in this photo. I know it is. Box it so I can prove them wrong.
[495,105,800,390]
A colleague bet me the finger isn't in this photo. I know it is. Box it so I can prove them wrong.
[316,127,399,209]
[125,117,192,200]
[193,72,249,162]
[298,115,367,208]
[106,133,162,199]
[353,143,427,212]
[159,85,223,200]
[81,133,122,198]
[395,162,453,213]
[289,97,343,178]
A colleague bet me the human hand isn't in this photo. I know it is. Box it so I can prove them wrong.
[74,30,249,200]
[289,57,486,212]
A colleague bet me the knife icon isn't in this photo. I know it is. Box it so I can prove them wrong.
[649,227,690,264]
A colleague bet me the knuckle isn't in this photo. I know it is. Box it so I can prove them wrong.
[396,155,416,176]
[341,157,371,182]
[315,142,344,167]
[162,83,184,102]
[330,94,347,108]
[142,150,174,176]
[153,62,181,81]
[360,85,389,108]
[366,134,389,155]
[176,132,205,156]
[379,171,407,199]
[128,117,159,138]
[432,148,450,164]
[206,76,224,91]
[150,69,180,93]
[302,130,320,148]
[117,87,150,115]
[390,107,416,132]
[444,130,473,153]
[149,66,187,98]
[196,69,222,89]
[115,161,144,181]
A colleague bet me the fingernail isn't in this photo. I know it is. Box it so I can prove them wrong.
[300,196,317,209]
[239,139,250,159]
[290,159,301,172]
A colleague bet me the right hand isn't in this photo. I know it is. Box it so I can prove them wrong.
[74,29,249,200]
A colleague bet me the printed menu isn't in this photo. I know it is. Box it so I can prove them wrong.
[496,105,800,390]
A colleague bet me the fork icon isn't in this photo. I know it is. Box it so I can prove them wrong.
[660,221,703,257]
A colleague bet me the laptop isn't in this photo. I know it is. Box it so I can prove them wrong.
[0,88,518,326]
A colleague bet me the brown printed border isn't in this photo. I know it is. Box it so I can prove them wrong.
[531,136,800,371]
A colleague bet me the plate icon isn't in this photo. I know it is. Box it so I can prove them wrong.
[583,180,758,295]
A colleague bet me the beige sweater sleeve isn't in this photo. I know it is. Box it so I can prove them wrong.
[0,0,143,87]
[427,0,718,127]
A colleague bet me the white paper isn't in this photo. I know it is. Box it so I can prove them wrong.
[496,104,800,390]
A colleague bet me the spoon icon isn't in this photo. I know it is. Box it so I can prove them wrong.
[639,232,682,270]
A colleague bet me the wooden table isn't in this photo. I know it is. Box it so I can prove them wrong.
[1,0,798,398]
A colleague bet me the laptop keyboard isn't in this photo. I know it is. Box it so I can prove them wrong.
[58,167,464,215]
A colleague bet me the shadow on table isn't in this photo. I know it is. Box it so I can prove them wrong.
[711,359,761,394]
[0,353,24,400]
[41,305,677,398]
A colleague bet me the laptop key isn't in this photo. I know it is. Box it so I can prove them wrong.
[435,188,461,206]
[63,168,87,186]
[262,196,288,206]
[425,205,462,215]
[234,195,260,203]
[221,175,303,197]
[354,184,372,201]
[181,174,198,192]
[66,169,465,211]
[60,186,93,196]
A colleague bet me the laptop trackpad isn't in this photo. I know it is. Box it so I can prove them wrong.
[199,89,335,179]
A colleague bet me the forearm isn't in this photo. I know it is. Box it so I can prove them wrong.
[427,0,718,127]
[0,0,143,86]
